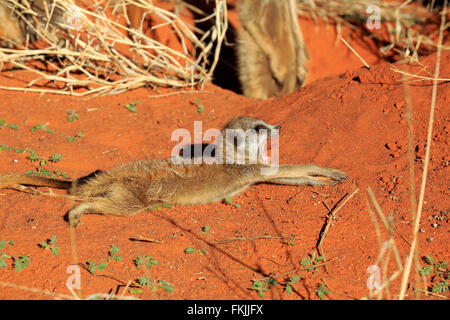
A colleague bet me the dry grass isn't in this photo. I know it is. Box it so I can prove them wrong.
[0,0,227,96]
[297,0,449,61]
[398,0,447,300]
[362,1,448,300]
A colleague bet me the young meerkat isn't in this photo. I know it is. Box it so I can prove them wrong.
[237,0,309,99]
[0,117,347,227]
[0,0,65,47]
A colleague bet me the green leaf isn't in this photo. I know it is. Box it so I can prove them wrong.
[184,247,196,254]
[8,124,19,130]
[14,255,31,272]
[97,262,107,271]
[27,152,40,162]
[50,154,63,163]
[285,283,293,294]
[30,124,44,132]
[129,289,142,294]
[194,98,204,114]
[224,196,232,204]
[0,144,12,152]
[125,101,139,113]
[432,280,449,293]
[290,274,301,284]
[108,245,122,262]
[420,265,433,277]
[159,280,174,293]
[137,276,151,287]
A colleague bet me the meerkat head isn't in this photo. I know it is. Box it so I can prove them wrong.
[220,117,281,164]
[176,117,281,165]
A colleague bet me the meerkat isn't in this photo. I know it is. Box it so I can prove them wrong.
[0,0,65,47]
[108,0,148,31]
[237,0,309,99]
[0,117,347,227]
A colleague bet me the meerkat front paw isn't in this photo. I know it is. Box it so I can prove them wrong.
[312,168,348,186]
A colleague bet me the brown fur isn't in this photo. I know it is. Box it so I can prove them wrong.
[0,117,347,227]
[237,0,309,99]
[0,0,65,47]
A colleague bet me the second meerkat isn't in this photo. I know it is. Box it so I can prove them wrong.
[0,117,347,227]
[0,0,65,47]
[237,0,309,99]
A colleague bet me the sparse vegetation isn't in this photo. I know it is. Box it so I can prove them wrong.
[87,260,108,275]
[39,236,60,257]
[108,245,122,262]
[0,119,19,130]
[67,110,79,122]
[193,98,205,114]
[316,282,330,300]
[420,255,449,294]
[67,132,84,143]
[125,101,139,113]
[30,123,54,134]
[0,240,14,269]
[134,255,158,271]
[13,255,32,272]
[300,252,326,274]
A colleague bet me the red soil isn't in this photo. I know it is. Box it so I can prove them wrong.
[0,6,448,300]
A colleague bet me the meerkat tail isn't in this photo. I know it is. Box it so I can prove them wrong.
[0,174,72,189]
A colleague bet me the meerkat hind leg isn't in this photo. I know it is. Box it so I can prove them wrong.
[67,198,157,227]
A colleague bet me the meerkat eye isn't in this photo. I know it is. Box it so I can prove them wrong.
[254,125,268,132]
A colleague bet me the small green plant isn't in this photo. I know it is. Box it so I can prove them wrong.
[129,288,143,294]
[300,252,325,274]
[87,260,108,274]
[184,247,208,255]
[30,123,54,134]
[193,98,205,114]
[50,170,69,179]
[24,151,68,178]
[108,245,122,262]
[200,225,211,236]
[67,132,84,143]
[251,280,269,298]
[420,255,448,277]
[134,255,158,270]
[27,150,40,162]
[137,276,152,287]
[419,255,449,294]
[285,274,301,294]
[432,280,449,294]
[49,153,63,163]
[125,101,139,113]
[158,280,174,293]
[0,240,14,269]
[223,196,241,208]
[135,277,174,293]
[67,110,79,122]
[0,144,13,152]
[153,203,173,211]
[316,282,330,300]
[0,119,19,130]
[13,255,32,272]
[184,247,196,254]
[39,235,60,257]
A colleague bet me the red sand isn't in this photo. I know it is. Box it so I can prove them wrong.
[0,9,448,300]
